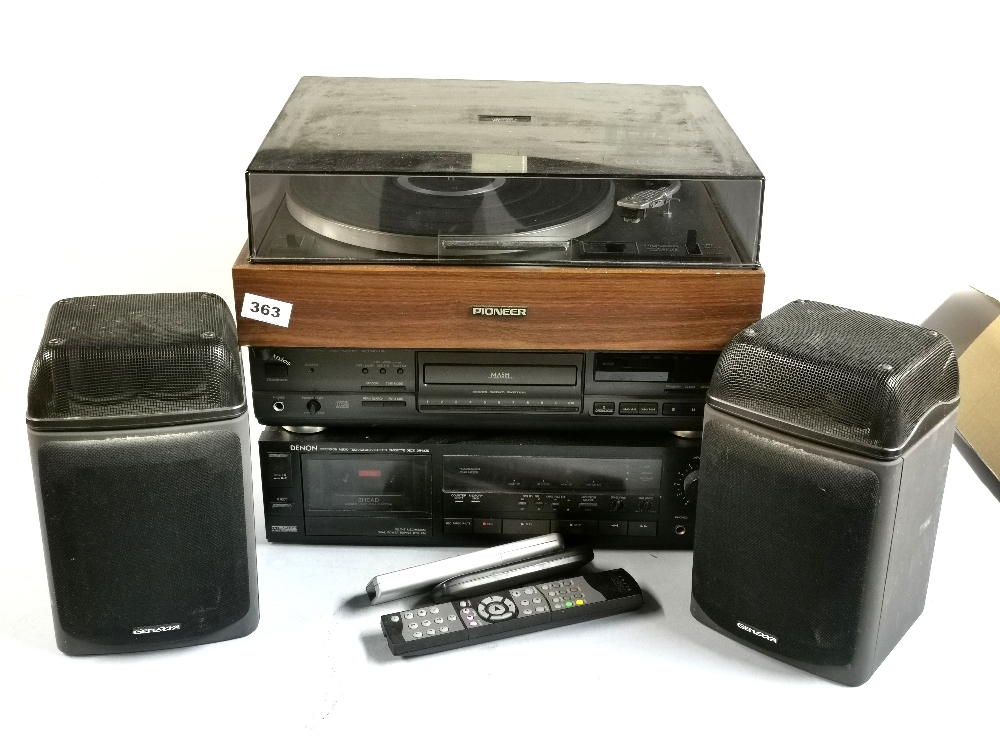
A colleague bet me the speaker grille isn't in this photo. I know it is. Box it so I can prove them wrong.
[692,420,881,666]
[38,430,251,647]
[707,300,958,453]
[27,293,244,427]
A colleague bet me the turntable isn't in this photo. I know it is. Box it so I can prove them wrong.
[233,77,765,351]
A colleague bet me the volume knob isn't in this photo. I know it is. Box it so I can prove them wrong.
[306,399,322,415]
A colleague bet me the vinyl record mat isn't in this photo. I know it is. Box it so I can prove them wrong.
[286,175,614,255]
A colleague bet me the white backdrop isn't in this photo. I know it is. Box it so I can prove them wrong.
[2,2,998,746]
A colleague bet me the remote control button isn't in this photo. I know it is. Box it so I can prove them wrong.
[576,599,585,605]
[524,587,536,595]
[413,632,423,638]
[533,597,542,603]
[440,626,449,632]
[417,610,426,616]
[521,600,529,606]
[468,621,478,627]
[487,603,506,616]
[408,623,418,629]
[390,616,399,622]
[535,607,546,613]
[511,590,521,597]
[404,613,413,619]
[569,587,580,592]
[461,607,471,614]
[448,615,457,621]
[565,602,575,608]
[427,629,436,635]
[430,607,440,614]
[422,620,431,627]
[562,580,573,586]
[539,584,549,590]
[459,601,470,607]
[435,617,444,624]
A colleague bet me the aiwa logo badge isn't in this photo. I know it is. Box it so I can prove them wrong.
[737,621,777,644]
[133,623,181,635]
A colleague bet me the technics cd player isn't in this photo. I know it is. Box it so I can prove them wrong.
[260,428,700,548]
[250,348,719,431]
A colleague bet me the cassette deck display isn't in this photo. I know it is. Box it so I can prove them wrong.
[260,428,701,549]
[249,348,719,431]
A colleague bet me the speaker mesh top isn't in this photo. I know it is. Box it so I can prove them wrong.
[708,300,959,455]
[27,293,245,429]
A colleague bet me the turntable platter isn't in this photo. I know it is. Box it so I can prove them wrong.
[285,175,615,255]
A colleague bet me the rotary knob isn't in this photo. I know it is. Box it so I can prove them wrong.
[610,498,625,512]
[682,469,700,507]
[638,498,653,512]
[306,399,322,415]
[674,456,700,509]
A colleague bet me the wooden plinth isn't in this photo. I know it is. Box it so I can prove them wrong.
[232,244,764,350]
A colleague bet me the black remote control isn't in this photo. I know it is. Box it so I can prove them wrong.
[380,568,643,656]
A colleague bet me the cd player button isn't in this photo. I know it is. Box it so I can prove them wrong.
[592,402,615,415]
[638,403,659,415]
[618,402,640,415]
[474,519,502,534]
[628,521,658,537]
[600,521,628,536]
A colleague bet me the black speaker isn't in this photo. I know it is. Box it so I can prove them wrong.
[26,293,259,655]
[690,300,959,686]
